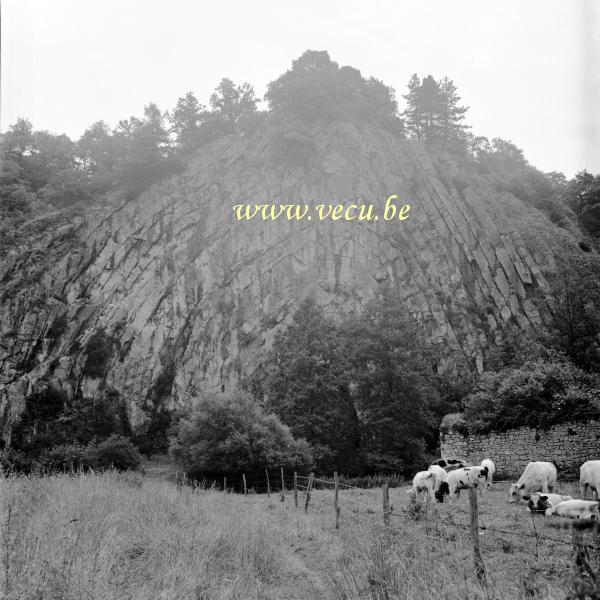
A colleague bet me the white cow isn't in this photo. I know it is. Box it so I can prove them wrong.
[509,462,557,503]
[524,493,573,513]
[427,464,449,502]
[446,466,488,502]
[545,499,599,520]
[407,471,436,501]
[580,460,600,500]
[479,458,495,494]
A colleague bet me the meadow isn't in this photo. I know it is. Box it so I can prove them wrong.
[1,471,597,600]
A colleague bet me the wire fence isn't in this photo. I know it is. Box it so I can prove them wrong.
[187,466,600,594]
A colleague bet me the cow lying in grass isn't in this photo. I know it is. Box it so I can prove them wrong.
[524,493,573,513]
[544,499,599,519]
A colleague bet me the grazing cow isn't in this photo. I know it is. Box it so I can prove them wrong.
[545,499,600,520]
[580,460,600,500]
[407,470,436,501]
[427,464,449,503]
[446,466,488,502]
[479,459,496,494]
[524,493,573,513]
[509,462,557,503]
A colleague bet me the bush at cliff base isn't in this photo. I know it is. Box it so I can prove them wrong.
[169,392,314,482]
[463,357,600,434]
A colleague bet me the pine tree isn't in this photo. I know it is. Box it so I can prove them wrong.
[403,74,469,148]
[439,77,469,148]
[169,92,206,153]
[402,74,423,140]
[210,79,257,129]
[419,75,444,144]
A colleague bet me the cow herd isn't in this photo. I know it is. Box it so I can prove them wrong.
[407,458,600,520]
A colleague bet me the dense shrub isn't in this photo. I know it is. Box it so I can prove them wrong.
[170,392,313,482]
[7,386,134,472]
[10,387,68,455]
[39,442,94,471]
[62,390,132,443]
[89,435,142,471]
[463,357,600,433]
[0,449,38,474]
[133,408,173,456]
[4,436,141,473]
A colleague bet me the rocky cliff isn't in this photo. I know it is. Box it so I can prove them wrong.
[0,120,584,439]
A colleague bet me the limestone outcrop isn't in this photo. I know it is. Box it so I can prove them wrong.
[0,121,583,439]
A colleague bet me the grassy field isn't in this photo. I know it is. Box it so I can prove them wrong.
[1,472,598,600]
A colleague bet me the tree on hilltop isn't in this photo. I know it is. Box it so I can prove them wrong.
[402,73,469,149]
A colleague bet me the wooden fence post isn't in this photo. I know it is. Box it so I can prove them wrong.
[304,472,314,513]
[334,471,340,529]
[265,469,271,498]
[382,483,390,526]
[280,467,285,502]
[468,487,486,583]
[243,473,247,495]
[294,472,298,508]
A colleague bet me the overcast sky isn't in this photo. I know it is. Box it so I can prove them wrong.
[2,0,599,177]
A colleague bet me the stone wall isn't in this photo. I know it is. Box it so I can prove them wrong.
[440,414,600,478]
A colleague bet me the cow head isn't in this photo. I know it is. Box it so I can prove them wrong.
[509,483,525,503]
[525,494,551,513]
[585,502,599,520]
[435,481,450,503]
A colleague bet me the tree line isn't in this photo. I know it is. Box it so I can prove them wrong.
[4,50,599,251]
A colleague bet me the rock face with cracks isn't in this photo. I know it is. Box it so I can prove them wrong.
[0,121,582,439]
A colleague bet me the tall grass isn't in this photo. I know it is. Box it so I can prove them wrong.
[1,471,284,599]
[0,472,589,599]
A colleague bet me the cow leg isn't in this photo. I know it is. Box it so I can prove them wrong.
[448,486,456,504]
[581,482,588,500]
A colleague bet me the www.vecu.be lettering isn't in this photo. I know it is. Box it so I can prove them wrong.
[232,195,411,222]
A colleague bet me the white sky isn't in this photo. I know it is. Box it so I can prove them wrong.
[2,0,599,177]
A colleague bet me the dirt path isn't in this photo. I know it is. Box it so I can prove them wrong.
[276,538,332,600]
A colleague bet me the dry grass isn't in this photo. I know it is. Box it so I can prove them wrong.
[0,472,598,599]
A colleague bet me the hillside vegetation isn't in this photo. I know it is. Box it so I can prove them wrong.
[1,50,600,478]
